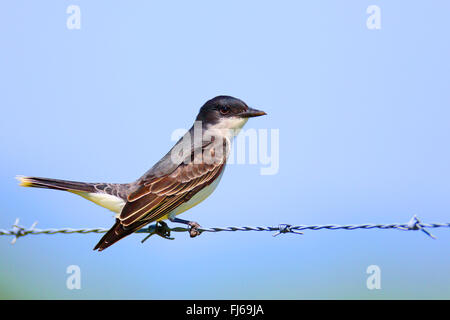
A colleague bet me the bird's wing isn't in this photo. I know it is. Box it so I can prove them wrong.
[119,141,227,227]
[93,156,225,251]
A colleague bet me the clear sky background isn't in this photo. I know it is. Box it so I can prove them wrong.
[1,1,449,299]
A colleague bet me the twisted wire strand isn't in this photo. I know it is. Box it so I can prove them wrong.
[1,216,449,244]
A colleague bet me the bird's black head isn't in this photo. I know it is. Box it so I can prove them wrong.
[196,95,266,125]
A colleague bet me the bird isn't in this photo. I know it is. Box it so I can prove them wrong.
[17,96,266,251]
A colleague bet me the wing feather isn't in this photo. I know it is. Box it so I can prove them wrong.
[119,160,225,227]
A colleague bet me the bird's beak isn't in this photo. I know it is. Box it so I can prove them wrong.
[240,107,267,118]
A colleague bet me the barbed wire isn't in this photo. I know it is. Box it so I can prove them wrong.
[1,215,449,245]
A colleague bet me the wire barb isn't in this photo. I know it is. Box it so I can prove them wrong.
[405,215,436,239]
[1,215,448,244]
[273,224,304,237]
[9,218,38,244]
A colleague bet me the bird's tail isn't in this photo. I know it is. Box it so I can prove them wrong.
[16,176,97,193]
[16,175,128,214]
[17,176,140,251]
[94,219,149,251]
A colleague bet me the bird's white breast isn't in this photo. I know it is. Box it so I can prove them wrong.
[164,169,225,220]
[164,118,247,219]
[160,117,247,220]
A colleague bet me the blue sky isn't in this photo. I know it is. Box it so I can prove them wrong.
[0,1,449,299]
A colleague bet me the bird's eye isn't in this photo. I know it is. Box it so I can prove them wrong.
[219,106,230,115]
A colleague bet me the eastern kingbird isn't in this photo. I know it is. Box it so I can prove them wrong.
[17,96,266,251]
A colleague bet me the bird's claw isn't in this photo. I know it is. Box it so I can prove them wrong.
[188,221,202,238]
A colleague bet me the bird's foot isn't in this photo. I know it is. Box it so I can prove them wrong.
[168,216,202,238]
[155,221,174,239]
[141,221,174,243]
[188,221,202,238]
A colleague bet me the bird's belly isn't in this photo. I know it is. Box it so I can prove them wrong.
[158,170,224,221]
